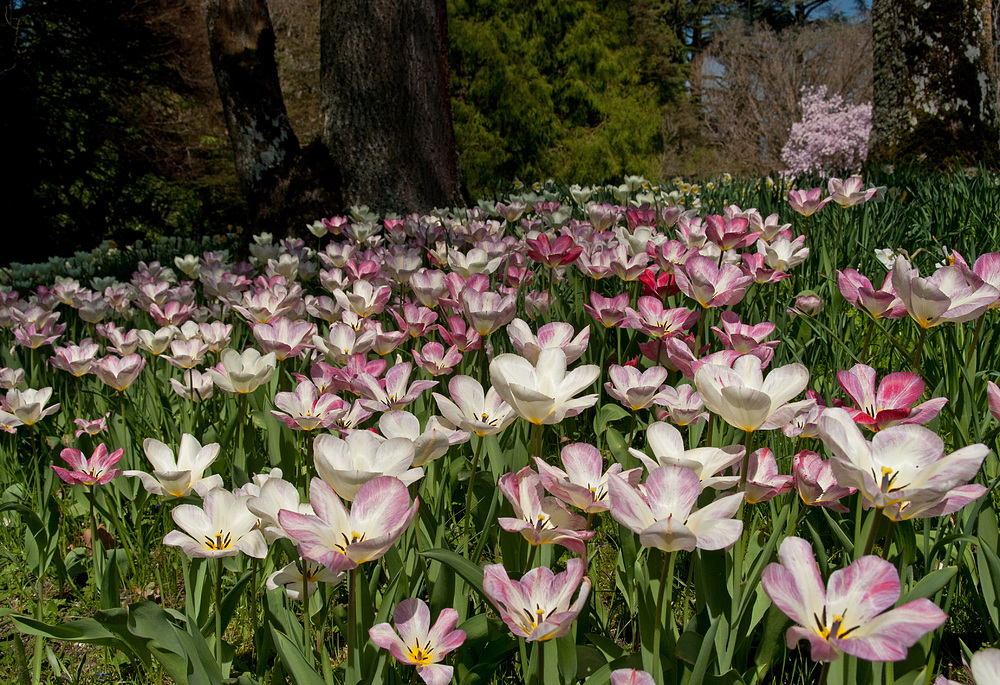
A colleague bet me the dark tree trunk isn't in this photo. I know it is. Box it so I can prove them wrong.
[320,0,463,215]
[206,0,339,232]
[869,0,1000,168]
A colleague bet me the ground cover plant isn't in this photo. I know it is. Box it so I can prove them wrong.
[1,167,1000,685]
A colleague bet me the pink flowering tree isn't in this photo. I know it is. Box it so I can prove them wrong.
[781,85,872,176]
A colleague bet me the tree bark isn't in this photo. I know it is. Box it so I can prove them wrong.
[206,0,339,233]
[320,0,463,215]
[869,0,1000,168]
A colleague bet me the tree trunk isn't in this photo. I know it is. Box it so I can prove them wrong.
[206,0,339,233]
[869,0,1000,167]
[320,0,463,215]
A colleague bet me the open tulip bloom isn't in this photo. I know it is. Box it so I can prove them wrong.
[498,466,595,552]
[278,476,418,573]
[163,488,267,559]
[484,558,592,642]
[762,536,946,662]
[124,434,223,498]
[608,464,743,553]
[490,348,599,425]
[695,354,810,432]
[837,364,947,431]
[369,598,466,685]
[535,442,640,514]
[52,444,123,486]
[818,407,988,521]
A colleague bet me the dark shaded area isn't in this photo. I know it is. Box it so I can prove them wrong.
[0,0,243,266]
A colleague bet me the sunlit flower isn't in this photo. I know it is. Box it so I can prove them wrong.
[124,434,223,498]
[378,411,468,466]
[432,375,517,437]
[483,558,591,642]
[4,387,60,426]
[490,348,599,425]
[163,488,267,559]
[370,599,466,685]
[762,536,946,662]
[314,430,422,501]
[837,269,907,319]
[742,448,793,504]
[695,355,810,432]
[535,442,639,514]
[208,348,276,394]
[507,318,590,365]
[278,476,418,573]
[608,464,743,552]
[73,414,109,438]
[52,444,123,486]
[792,450,855,513]
[629,421,743,490]
[836,364,946,431]
[267,560,344,600]
[354,361,437,412]
[498,467,595,553]
[891,256,998,328]
[818,407,988,521]
[95,354,147,392]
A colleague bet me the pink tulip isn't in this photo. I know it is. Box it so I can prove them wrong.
[432,375,516,437]
[279,476,418,573]
[354,362,437,413]
[412,342,463,377]
[611,669,656,685]
[624,297,700,338]
[891,256,998,328]
[607,464,743,552]
[461,290,517,336]
[94,353,147,392]
[271,380,348,431]
[483,558,591,642]
[792,450,855,513]
[50,339,100,377]
[605,364,670,411]
[525,233,583,268]
[836,269,907,319]
[836,364,947,431]
[535,443,639,514]
[369,599,466,685]
[827,176,877,208]
[704,214,761,251]
[741,448,793,504]
[253,316,317,361]
[583,292,630,328]
[392,303,439,338]
[629,421,742,490]
[654,384,708,426]
[52,444,123,486]
[498,467,595,553]
[988,381,1000,423]
[762,536,946,662]
[818,407,988,521]
[673,255,753,308]
[787,187,832,217]
[507,318,590,365]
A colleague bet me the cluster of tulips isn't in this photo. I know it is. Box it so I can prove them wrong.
[1,173,999,685]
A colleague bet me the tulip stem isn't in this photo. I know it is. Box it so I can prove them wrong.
[88,486,101,598]
[301,559,312,666]
[911,327,927,373]
[738,429,754,491]
[347,567,359,685]
[860,318,875,363]
[650,551,675,685]
[536,639,545,685]
[817,660,830,685]
[465,434,485,552]
[215,558,224,662]
[523,545,537,575]
[967,314,985,368]
[861,507,883,557]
